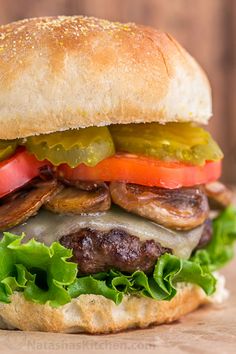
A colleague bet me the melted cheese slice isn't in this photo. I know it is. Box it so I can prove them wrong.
[9,207,204,260]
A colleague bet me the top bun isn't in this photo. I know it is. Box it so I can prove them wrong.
[0,16,212,139]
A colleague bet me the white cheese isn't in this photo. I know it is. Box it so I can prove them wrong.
[9,207,203,259]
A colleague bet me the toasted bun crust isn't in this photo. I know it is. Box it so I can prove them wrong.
[0,16,211,140]
[0,285,209,333]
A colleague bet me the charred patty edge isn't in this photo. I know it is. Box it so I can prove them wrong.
[59,220,212,274]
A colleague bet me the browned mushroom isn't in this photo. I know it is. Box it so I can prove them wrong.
[44,185,111,214]
[0,179,62,231]
[58,174,107,191]
[204,181,232,209]
[110,182,209,230]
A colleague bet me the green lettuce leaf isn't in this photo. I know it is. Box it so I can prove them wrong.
[68,254,215,304]
[0,233,77,307]
[191,206,236,271]
[0,206,235,307]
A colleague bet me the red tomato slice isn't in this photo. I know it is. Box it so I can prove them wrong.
[0,148,49,198]
[58,154,222,189]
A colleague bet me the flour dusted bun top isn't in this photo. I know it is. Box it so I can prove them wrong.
[0,16,211,139]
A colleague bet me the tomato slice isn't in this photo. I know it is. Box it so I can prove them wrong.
[0,148,49,198]
[58,154,222,189]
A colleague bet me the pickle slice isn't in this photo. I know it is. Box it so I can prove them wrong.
[26,127,115,167]
[109,122,223,165]
[0,140,18,162]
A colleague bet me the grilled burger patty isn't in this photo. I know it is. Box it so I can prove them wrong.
[60,228,171,274]
[59,220,212,274]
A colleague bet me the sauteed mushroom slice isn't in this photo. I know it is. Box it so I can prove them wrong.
[0,179,62,231]
[45,185,111,214]
[204,181,232,209]
[110,182,209,230]
[58,177,107,191]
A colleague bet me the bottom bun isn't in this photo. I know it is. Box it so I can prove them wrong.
[0,283,216,333]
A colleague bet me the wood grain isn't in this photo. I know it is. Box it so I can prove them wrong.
[0,0,235,183]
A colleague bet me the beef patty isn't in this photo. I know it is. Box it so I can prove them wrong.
[60,221,212,274]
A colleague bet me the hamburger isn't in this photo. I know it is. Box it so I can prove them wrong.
[0,16,235,333]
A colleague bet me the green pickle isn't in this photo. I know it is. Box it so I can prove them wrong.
[26,127,115,167]
[109,122,223,165]
[0,140,18,162]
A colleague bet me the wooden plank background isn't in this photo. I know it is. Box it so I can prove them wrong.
[0,0,235,183]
